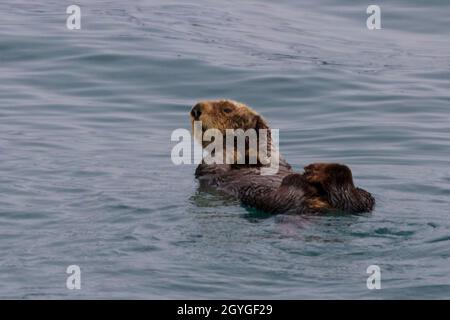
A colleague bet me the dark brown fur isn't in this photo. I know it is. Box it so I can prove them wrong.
[191,100,375,214]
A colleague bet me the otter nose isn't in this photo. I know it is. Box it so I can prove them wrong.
[190,104,202,120]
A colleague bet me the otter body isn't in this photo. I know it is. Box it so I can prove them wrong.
[190,100,375,214]
[195,161,312,214]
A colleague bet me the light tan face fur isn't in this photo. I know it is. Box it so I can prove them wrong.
[189,99,271,165]
[190,100,268,140]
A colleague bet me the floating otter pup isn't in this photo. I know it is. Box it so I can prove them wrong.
[190,100,374,214]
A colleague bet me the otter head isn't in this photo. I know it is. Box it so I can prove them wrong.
[189,100,272,166]
[190,100,269,136]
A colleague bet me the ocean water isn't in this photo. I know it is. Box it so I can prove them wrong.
[1,0,449,299]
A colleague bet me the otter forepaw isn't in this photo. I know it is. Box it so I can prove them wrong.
[303,163,354,190]
[303,163,330,185]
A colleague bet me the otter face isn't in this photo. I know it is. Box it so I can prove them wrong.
[189,100,272,166]
[190,100,269,142]
[190,100,268,135]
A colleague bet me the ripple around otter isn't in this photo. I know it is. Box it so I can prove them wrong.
[1,0,450,299]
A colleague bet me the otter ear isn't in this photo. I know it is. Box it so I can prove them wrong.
[238,114,272,167]
[254,115,269,131]
[253,114,271,143]
[250,114,272,166]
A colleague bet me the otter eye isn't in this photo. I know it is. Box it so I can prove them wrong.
[223,108,232,113]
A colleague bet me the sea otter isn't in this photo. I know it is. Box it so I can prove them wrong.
[190,99,375,214]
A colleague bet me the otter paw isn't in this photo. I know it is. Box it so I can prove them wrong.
[303,163,330,185]
[304,163,354,189]
[306,197,331,212]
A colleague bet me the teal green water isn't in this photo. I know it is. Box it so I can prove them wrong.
[1,0,450,298]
